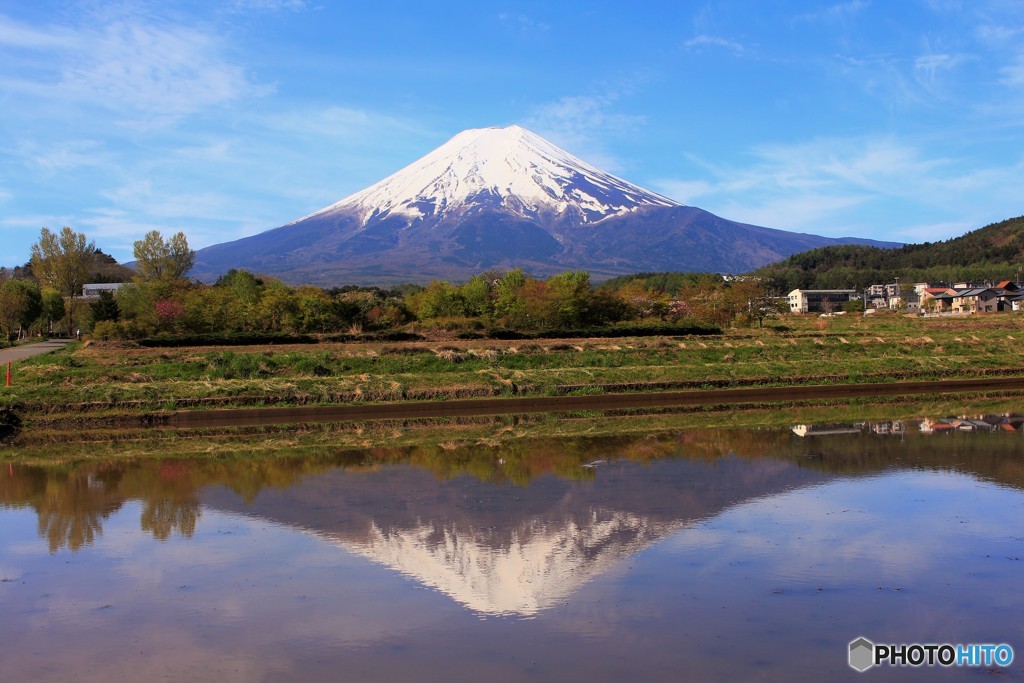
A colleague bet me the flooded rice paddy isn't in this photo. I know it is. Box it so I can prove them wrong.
[2,414,1023,681]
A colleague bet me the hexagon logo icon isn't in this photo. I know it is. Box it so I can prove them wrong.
[849,637,875,672]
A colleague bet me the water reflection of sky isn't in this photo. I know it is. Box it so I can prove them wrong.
[4,504,456,682]
[1,429,1023,682]
[667,472,1021,580]
[541,469,1024,682]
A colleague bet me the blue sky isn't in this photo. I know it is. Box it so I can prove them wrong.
[2,0,1023,268]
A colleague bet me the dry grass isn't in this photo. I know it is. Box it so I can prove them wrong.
[4,313,1024,425]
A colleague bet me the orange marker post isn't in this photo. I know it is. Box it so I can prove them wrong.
[5,361,10,387]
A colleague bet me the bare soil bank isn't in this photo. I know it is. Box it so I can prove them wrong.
[150,376,1024,429]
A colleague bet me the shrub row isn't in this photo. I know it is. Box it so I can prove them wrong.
[320,331,426,343]
[461,323,721,340]
[138,332,318,347]
[137,324,722,348]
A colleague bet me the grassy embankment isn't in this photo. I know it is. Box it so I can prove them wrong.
[6,313,1024,410]
[2,312,1024,454]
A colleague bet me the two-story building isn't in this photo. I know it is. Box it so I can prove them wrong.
[787,289,858,314]
[951,285,1019,313]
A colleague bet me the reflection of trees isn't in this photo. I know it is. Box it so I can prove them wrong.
[3,419,1024,552]
[2,452,351,550]
[36,472,124,553]
[2,462,204,551]
[141,498,200,540]
[130,461,201,541]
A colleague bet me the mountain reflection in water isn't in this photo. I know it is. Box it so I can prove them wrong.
[4,419,1024,616]
[2,418,1024,682]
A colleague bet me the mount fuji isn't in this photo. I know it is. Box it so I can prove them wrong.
[190,125,898,285]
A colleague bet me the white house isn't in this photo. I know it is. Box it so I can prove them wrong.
[787,289,858,314]
[81,283,127,300]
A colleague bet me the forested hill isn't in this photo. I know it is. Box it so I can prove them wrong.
[597,272,725,294]
[755,215,1024,291]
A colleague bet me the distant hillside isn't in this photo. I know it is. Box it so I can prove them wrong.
[756,216,1024,291]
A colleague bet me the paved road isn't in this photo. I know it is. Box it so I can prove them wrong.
[0,338,74,364]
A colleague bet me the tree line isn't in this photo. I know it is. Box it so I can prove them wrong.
[1,227,785,344]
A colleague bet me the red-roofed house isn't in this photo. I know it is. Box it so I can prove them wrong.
[920,287,956,313]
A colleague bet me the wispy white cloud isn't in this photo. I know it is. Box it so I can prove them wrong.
[913,52,969,95]
[12,139,109,174]
[63,20,268,117]
[73,104,436,254]
[81,185,265,253]
[230,0,308,11]
[1001,53,1024,87]
[835,53,937,108]
[497,12,551,34]
[100,180,237,221]
[525,93,646,171]
[171,141,235,164]
[0,14,79,49]
[973,23,1022,44]
[257,106,431,142]
[527,94,644,137]
[0,13,268,127]
[795,0,869,23]
[683,34,748,55]
[920,0,965,12]
[652,136,1024,241]
[682,5,758,57]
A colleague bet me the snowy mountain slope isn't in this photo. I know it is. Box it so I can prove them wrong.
[191,125,900,285]
[295,125,678,228]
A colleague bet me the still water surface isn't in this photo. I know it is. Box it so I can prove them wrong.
[2,418,1023,681]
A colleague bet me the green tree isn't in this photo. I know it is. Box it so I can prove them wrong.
[411,281,468,319]
[842,298,864,314]
[214,269,264,331]
[115,282,158,336]
[30,226,94,334]
[257,279,299,332]
[40,289,65,335]
[89,290,121,326]
[494,268,528,325]
[132,230,195,283]
[0,279,42,341]
[461,274,496,319]
[292,286,338,333]
[181,286,232,334]
[544,270,593,328]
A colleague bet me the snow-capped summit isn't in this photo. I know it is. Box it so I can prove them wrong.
[190,125,901,285]
[297,125,679,228]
